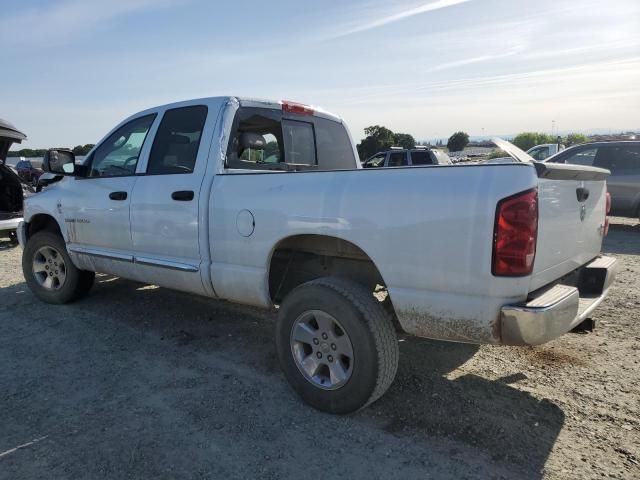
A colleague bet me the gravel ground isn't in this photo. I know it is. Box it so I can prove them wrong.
[0,218,638,479]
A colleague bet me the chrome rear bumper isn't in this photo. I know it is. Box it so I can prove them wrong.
[0,216,22,234]
[501,255,618,345]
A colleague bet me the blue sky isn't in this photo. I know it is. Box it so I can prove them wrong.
[1,0,639,148]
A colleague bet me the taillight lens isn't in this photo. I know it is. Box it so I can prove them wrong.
[492,189,538,276]
[603,191,611,236]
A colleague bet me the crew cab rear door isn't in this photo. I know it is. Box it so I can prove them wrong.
[129,99,222,293]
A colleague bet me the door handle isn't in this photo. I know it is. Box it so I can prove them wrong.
[171,190,194,201]
[576,187,590,202]
[109,191,127,201]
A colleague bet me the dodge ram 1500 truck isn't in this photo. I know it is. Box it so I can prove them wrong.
[18,97,618,413]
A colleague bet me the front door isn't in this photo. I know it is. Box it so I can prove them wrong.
[64,113,157,258]
[129,102,217,293]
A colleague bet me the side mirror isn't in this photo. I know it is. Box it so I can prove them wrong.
[43,149,76,175]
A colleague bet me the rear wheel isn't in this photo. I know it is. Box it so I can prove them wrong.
[22,231,95,304]
[276,277,399,414]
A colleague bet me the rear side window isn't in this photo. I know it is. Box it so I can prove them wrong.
[388,151,408,167]
[362,153,385,168]
[147,105,208,175]
[282,120,316,166]
[410,151,432,165]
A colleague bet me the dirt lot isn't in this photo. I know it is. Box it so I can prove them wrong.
[0,218,638,479]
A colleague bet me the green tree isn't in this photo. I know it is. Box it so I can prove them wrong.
[356,125,396,160]
[563,133,587,146]
[487,149,507,159]
[447,131,469,152]
[393,132,415,149]
[511,132,555,151]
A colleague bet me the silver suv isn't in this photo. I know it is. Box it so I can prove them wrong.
[546,141,640,220]
[362,146,451,168]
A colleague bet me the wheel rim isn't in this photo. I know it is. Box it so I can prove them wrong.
[290,310,354,390]
[32,246,67,290]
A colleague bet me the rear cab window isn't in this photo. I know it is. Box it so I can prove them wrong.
[225,106,356,171]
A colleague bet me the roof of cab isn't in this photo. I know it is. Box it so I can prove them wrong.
[138,96,343,124]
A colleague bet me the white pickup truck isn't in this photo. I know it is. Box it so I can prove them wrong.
[18,97,617,413]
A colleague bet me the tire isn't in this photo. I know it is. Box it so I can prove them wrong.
[22,231,95,304]
[276,277,399,414]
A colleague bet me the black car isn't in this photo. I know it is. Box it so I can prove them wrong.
[0,118,28,242]
[545,141,640,219]
[362,146,451,168]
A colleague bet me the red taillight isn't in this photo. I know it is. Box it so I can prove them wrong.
[603,191,611,236]
[492,189,538,276]
[281,100,314,115]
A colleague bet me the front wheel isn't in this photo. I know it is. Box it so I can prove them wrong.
[22,231,95,304]
[276,277,399,414]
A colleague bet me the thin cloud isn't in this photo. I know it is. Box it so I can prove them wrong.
[330,0,473,38]
[0,0,183,48]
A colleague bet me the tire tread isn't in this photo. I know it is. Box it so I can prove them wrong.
[301,277,399,410]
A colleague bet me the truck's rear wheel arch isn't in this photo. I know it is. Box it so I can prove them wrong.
[267,234,393,308]
[26,214,63,241]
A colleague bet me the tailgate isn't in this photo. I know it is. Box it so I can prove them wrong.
[530,162,610,290]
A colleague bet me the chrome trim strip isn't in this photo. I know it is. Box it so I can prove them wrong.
[134,256,199,272]
[68,246,133,262]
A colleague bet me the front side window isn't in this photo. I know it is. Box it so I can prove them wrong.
[88,114,155,177]
[362,153,386,168]
[147,105,208,175]
[410,151,433,165]
[528,147,550,161]
[388,151,408,167]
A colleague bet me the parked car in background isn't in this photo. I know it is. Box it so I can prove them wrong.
[0,118,28,243]
[526,143,565,161]
[15,159,43,186]
[546,141,640,220]
[362,146,451,168]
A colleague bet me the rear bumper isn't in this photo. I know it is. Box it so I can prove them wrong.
[16,221,27,247]
[501,255,618,345]
[0,216,22,234]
